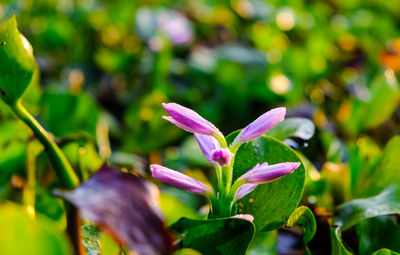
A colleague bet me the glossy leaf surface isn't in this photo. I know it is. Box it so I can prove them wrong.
[227,132,306,232]
[171,217,255,255]
[0,16,36,105]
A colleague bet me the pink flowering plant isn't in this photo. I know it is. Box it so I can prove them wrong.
[152,102,304,221]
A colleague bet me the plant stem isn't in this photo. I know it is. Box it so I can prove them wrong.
[12,100,82,255]
[12,100,79,189]
[23,140,37,218]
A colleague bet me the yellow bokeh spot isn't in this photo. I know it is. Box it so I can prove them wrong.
[276,8,295,31]
[338,33,357,51]
[139,107,154,121]
[310,89,325,104]
[269,74,291,95]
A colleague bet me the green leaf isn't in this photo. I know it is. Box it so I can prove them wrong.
[330,227,353,255]
[362,73,400,129]
[333,185,400,231]
[365,136,400,196]
[268,117,315,141]
[286,206,317,243]
[372,249,400,255]
[358,216,400,255]
[0,202,72,255]
[171,217,255,255]
[247,231,277,255]
[81,225,120,255]
[173,248,202,255]
[40,91,99,137]
[160,192,201,226]
[0,16,36,105]
[227,133,306,232]
[0,121,29,185]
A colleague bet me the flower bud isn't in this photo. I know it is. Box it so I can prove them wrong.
[231,214,254,222]
[194,134,220,164]
[150,164,211,195]
[234,184,258,201]
[237,162,300,184]
[211,148,233,166]
[162,103,220,136]
[233,107,286,146]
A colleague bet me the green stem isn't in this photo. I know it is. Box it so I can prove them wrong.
[23,140,37,218]
[12,100,79,189]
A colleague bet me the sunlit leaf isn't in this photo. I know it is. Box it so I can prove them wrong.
[330,227,353,255]
[0,202,72,255]
[0,16,36,105]
[372,248,400,255]
[286,206,316,244]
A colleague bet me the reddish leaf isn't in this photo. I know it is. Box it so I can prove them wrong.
[55,164,173,255]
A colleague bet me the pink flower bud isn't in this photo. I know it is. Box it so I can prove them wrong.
[237,162,300,184]
[150,164,211,195]
[233,107,286,145]
[162,103,220,136]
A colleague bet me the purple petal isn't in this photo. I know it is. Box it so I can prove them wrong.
[54,164,173,255]
[150,164,211,194]
[238,162,300,184]
[162,103,219,135]
[211,148,233,166]
[233,107,286,144]
[234,184,258,201]
[194,134,220,164]
[231,214,254,222]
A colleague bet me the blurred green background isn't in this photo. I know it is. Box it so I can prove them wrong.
[0,0,400,254]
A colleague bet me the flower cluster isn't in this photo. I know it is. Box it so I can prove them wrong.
[150,102,301,217]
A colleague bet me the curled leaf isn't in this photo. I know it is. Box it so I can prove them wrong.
[55,164,173,255]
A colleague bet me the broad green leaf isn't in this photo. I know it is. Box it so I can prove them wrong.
[334,186,400,231]
[358,216,400,255]
[0,16,36,105]
[362,73,400,129]
[247,231,277,255]
[372,249,400,255]
[0,202,72,255]
[268,117,315,141]
[171,217,255,255]
[40,91,99,137]
[330,227,353,255]
[286,206,316,244]
[0,121,29,185]
[365,136,400,196]
[227,133,306,232]
[160,192,201,226]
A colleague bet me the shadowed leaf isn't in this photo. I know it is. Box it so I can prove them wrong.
[171,217,255,255]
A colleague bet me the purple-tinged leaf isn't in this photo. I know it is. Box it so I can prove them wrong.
[54,164,173,255]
